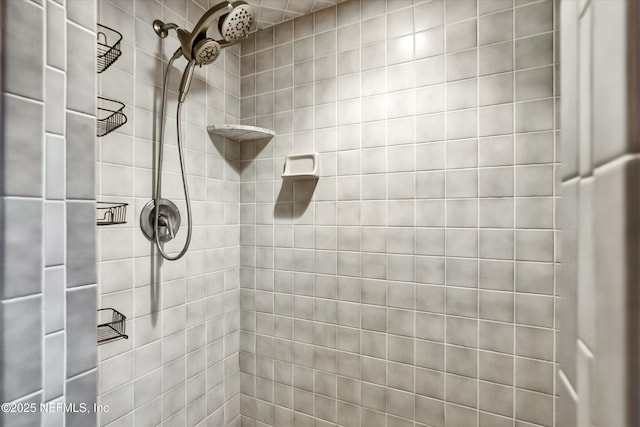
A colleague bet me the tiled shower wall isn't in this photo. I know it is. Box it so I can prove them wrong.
[558,1,640,426]
[238,0,558,426]
[1,0,99,426]
[96,0,242,425]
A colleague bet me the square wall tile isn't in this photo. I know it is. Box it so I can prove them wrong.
[446,109,477,140]
[447,49,477,81]
[515,33,553,70]
[479,104,513,137]
[516,99,554,132]
[479,73,513,106]
[515,389,553,426]
[516,66,554,101]
[446,20,477,53]
[515,0,553,38]
[446,0,477,23]
[515,230,554,262]
[479,41,512,76]
[479,135,513,166]
[415,56,445,87]
[479,10,513,45]
[415,0,444,31]
[447,79,477,110]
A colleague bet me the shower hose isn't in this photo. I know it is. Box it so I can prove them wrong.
[153,48,193,261]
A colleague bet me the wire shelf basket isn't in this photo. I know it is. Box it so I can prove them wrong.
[97,23,122,73]
[97,308,128,345]
[97,96,127,137]
[96,201,128,226]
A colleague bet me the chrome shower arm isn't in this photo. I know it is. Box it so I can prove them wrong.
[153,20,179,38]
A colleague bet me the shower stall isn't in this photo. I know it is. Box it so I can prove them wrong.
[0,0,638,426]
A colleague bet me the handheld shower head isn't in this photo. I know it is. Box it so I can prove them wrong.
[193,39,221,65]
[177,39,220,103]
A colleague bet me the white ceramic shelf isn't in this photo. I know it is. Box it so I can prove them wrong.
[207,124,275,141]
[282,153,320,179]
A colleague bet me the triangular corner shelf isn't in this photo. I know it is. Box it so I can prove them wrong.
[207,124,275,141]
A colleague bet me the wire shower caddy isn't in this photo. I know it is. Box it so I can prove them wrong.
[97,308,128,345]
[96,201,128,225]
[97,24,122,73]
[97,96,127,137]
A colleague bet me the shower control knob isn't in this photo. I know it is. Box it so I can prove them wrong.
[157,215,176,240]
[140,199,181,243]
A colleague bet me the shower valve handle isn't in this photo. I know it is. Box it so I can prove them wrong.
[158,215,175,240]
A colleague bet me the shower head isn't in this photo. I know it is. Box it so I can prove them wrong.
[218,2,255,43]
[153,2,254,104]
[163,1,254,63]
[193,39,221,65]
